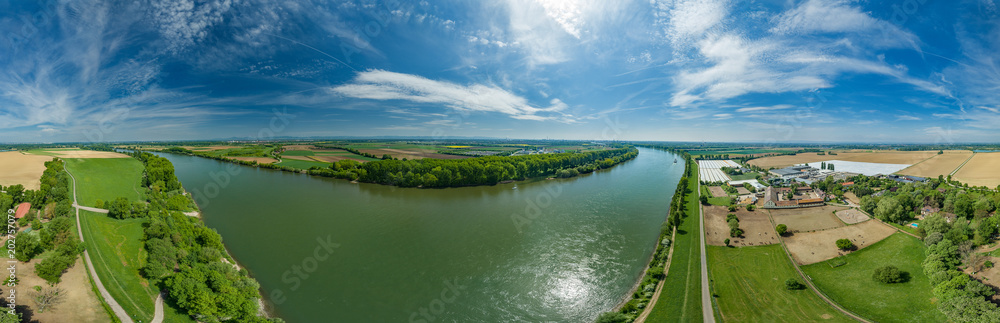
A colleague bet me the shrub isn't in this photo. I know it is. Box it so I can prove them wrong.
[785,278,805,290]
[872,265,907,283]
[728,205,737,212]
[726,213,739,222]
[836,238,854,250]
[647,265,664,279]
[730,228,744,237]
[746,204,756,211]
[596,312,629,323]
[985,260,994,269]
[775,224,787,236]
[724,238,730,247]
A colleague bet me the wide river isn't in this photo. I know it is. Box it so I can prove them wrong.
[157,147,683,322]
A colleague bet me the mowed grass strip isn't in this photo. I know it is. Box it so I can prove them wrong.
[801,233,946,323]
[708,245,852,322]
[79,210,156,322]
[647,164,702,322]
[275,159,332,170]
[65,158,145,206]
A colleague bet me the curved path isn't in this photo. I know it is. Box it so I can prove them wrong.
[634,228,677,323]
[65,164,135,323]
[698,180,715,323]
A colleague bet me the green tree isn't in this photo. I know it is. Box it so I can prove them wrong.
[775,224,787,236]
[785,278,804,290]
[836,238,854,250]
[15,231,41,262]
[875,196,905,223]
[724,238,730,247]
[106,197,132,219]
[595,312,629,323]
[872,265,906,283]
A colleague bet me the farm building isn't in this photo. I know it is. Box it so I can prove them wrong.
[762,187,825,209]
[14,202,30,219]
[728,179,766,191]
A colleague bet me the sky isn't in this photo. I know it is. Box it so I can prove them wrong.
[1,0,999,143]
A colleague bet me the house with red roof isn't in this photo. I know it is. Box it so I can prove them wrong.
[14,203,30,219]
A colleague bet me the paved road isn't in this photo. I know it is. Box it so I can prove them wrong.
[73,204,108,214]
[65,164,136,323]
[698,180,716,323]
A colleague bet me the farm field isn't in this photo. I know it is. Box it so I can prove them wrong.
[275,159,332,170]
[704,205,779,247]
[357,148,468,160]
[707,245,852,323]
[686,148,793,156]
[802,233,946,323]
[820,160,911,176]
[646,165,702,322]
[64,158,145,206]
[952,152,1000,188]
[749,151,938,169]
[897,150,973,178]
[769,205,848,232]
[834,208,869,224]
[783,220,896,265]
[16,256,104,322]
[228,156,278,164]
[0,151,52,189]
[28,148,129,158]
[698,160,739,182]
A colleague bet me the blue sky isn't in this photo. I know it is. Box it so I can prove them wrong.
[1,0,999,143]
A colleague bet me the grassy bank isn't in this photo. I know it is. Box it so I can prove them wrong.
[708,244,852,322]
[78,209,156,321]
[802,233,945,323]
[646,163,702,322]
[64,158,145,206]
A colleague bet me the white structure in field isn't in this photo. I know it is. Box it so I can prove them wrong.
[806,160,911,176]
[698,160,741,183]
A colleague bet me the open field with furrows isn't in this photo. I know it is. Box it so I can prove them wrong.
[783,220,896,265]
[769,205,848,233]
[802,233,946,323]
[64,158,145,206]
[705,205,779,247]
[686,148,797,156]
[281,147,379,162]
[952,152,1000,188]
[896,150,973,178]
[28,148,129,158]
[647,165,702,322]
[748,151,939,169]
[707,245,852,323]
[0,151,53,189]
[358,148,469,160]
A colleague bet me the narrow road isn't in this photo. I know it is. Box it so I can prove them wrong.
[64,164,135,323]
[699,180,715,323]
[73,204,108,214]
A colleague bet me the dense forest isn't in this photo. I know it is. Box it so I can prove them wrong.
[119,152,281,323]
[308,146,638,187]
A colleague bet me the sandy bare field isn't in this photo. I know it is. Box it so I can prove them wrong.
[897,151,973,178]
[704,205,779,247]
[10,257,104,323]
[708,186,727,197]
[281,144,317,150]
[843,192,861,206]
[953,152,1000,188]
[784,220,897,265]
[0,151,52,190]
[967,256,1000,303]
[769,205,847,232]
[228,157,277,164]
[749,151,938,169]
[835,208,870,224]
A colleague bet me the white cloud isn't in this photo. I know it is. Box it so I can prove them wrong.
[896,115,921,121]
[149,0,233,52]
[653,0,729,46]
[735,104,795,113]
[534,0,585,38]
[330,70,573,122]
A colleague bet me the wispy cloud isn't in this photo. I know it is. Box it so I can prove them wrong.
[330,70,574,122]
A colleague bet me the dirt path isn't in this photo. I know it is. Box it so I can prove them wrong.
[65,164,136,323]
[635,228,677,323]
[152,293,164,323]
[699,181,716,323]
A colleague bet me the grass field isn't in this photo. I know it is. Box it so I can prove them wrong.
[647,163,702,322]
[801,233,946,323]
[281,150,315,156]
[708,245,851,322]
[64,158,145,206]
[276,159,332,170]
[728,172,760,181]
[952,152,1000,188]
[79,210,156,322]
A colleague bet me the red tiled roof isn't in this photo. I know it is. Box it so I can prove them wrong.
[14,203,30,219]
[799,198,824,204]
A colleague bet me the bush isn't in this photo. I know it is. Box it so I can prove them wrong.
[836,238,854,250]
[985,260,994,269]
[726,213,739,222]
[730,228,744,237]
[596,312,629,323]
[746,204,756,211]
[775,224,787,236]
[728,205,737,212]
[785,278,805,290]
[872,265,907,283]
[647,265,664,279]
[724,238,730,247]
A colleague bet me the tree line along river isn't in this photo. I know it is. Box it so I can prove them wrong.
[154,147,683,322]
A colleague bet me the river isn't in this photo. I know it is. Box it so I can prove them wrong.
[156,147,683,322]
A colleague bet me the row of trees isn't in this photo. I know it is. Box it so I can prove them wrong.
[309,147,639,187]
[111,152,282,323]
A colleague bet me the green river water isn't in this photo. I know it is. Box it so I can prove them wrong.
[158,147,683,322]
